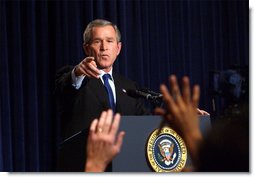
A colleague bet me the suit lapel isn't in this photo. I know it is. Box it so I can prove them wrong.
[85,74,127,113]
[87,78,110,109]
[113,74,125,113]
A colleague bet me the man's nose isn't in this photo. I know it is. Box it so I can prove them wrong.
[100,41,107,50]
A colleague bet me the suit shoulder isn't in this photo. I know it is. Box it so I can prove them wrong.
[113,73,137,84]
[56,65,74,76]
[113,73,139,90]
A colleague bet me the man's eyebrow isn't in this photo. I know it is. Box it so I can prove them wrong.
[106,37,116,41]
[92,37,115,40]
[92,37,102,41]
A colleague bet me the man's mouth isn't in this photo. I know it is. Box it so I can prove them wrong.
[99,54,109,59]
[100,54,109,57]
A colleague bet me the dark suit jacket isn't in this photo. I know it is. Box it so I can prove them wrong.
[55,65,148,140]
[55,65,149,171]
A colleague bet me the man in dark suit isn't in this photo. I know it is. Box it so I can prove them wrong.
[55,19,148,171]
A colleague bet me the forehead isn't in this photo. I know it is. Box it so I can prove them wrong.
[91,25,117,38]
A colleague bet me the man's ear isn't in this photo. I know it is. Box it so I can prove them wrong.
[116,42,122,56]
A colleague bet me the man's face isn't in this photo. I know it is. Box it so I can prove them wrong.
[84,25,122,72]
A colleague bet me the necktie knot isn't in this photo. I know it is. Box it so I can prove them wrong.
[103,74,111,82]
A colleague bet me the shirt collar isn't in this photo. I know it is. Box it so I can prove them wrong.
[99,68,114,81]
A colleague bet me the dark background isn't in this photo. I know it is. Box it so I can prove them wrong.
[0,0,248,171]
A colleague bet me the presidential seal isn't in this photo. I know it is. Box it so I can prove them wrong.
[146,127,187,172]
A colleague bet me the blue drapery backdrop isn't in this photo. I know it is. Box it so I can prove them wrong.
[0,0,248,171]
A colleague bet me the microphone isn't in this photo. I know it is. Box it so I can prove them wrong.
[139,88,163,97]
[122,88,162,101]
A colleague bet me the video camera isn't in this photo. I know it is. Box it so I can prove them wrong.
[209,65,248,104]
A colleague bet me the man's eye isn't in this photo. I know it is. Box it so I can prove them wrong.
[93,40,100,44]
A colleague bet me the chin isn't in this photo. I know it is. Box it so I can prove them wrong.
[98,64,112,71]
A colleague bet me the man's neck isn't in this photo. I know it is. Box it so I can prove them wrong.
[101,67,113,74]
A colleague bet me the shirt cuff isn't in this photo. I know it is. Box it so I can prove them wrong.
[71,68,85,89]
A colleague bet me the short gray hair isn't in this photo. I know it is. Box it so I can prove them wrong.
[83,19,121,45]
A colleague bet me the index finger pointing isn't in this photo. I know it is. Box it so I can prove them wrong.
[84,57,95,63]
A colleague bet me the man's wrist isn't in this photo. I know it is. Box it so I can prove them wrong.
[85,160,106,172]
[73,66,83,77]
[71,68,85,89]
